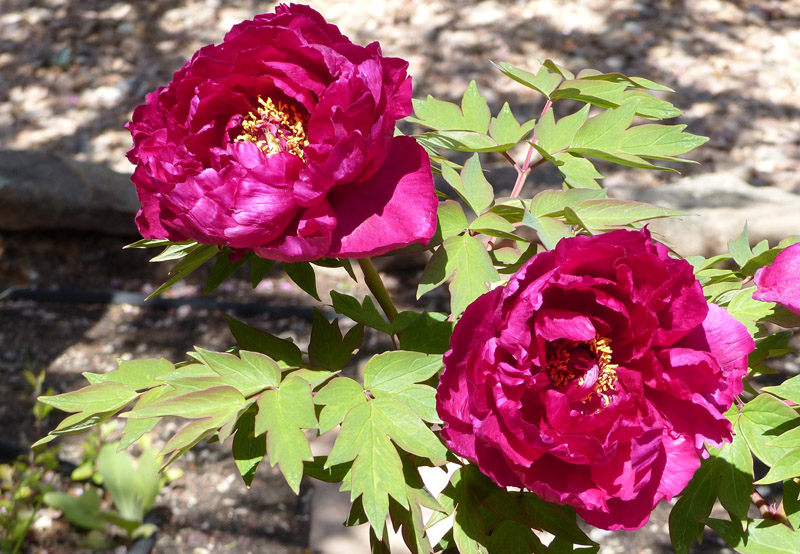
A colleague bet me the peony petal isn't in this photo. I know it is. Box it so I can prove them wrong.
[253,201,336,262]
[754,243,800,314]
[534,309,596,342]
[327,136,437,257]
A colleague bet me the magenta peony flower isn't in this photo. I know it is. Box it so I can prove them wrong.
[436,229,753,530]
[126,4,437,262]
[754,243,800,314]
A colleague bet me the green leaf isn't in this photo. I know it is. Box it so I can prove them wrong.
[364,351,444,423]
[552,78,682,119]
[326,400,408,536]
[527,188,607,217]
[461,81,492,133]
[398,311,455,355]
[442,154,494,216]
[706,518,800,554]
[373,396,448,463]
[83,358,174,391]
[437,200,469,240]
[542,60,575,80]
[303,456,351,483]
[204,250,251,294]
[154,362,218,381]
[534,105,590,156]
[552,153,604,189]
[418,234,500,314]
[409,81,490,133]
[688,253,734,272]
[469,212,517,240]
[565,199,685,231]
[727,287,775,336]
[568,102,708,169]
[518,493,595,546]
[769,428,800,448]
[389,498,434,554]
[729,224,753,268]
[330,290,391,335]
[763,374,800,405]
[225,315,302,367]
[492,61,563,98]
[669,457,721,554]
[147,240,198,261]
[755,448,800,484]
[488,521,545,554]
[97,443,146,522]
[148,244,218,299]
[314,376,367,434]
[283,261,320,300]
[36,411,118,445]
[39,382,139,413]
[233,410,266,487]
[44,489,106,530]
[133,449,161,515]
[488,102,536,149]
[286,368,336,389]
[748,331,793,375]
[159,418,222,464]
[250,257,276,288]
[119,386,169,449]
[716,422,754,520]
[739,393,800,466]
[124,385,246,421]
[194,348,280,397]
[254,375,318,493]
[525,215,572,250]
[312,257,358,281]
[785,479,800,529]
[308,309,364,370]
[124,237,175,250]
[416,130,502,153]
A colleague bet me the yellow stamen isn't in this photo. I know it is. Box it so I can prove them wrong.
[547,340,579,388]
[235,96,309,159]
[587,336,618,406]
[545,336,619,408]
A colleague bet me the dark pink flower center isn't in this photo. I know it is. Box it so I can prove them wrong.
[235,96,309,159]
[545,336,618,408]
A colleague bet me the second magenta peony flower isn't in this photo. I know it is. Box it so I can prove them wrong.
[436,229,754,530]
[126,4,437,262]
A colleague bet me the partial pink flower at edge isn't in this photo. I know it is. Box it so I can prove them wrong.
[754,242,800,314]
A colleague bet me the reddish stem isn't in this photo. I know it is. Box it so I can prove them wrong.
[752,489,788,524]
[507,99,553,199]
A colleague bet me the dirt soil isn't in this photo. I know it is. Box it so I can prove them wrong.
[2,1,800,553]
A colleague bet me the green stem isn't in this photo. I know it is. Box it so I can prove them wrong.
[358,258,398,323]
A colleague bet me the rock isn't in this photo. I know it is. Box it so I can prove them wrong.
[0,149,139,235]
[611,173,800,256]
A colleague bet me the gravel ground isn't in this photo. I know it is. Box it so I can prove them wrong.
[2,0,800,552]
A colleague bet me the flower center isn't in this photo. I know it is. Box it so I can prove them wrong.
[546,336,619,407]
[235,96,309,159]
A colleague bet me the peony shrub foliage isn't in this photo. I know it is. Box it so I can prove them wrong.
[38,4,800,553]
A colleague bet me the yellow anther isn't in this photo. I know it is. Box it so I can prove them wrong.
[586,335,618,406]
[546,336,618,408]
[235,96,309,159]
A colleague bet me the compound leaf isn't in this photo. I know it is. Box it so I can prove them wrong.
[308,309,364,370]
[739,393,800,467]
[254,375,317,493]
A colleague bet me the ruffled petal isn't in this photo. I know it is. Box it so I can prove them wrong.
[754,243,800,314]
[326,136,437,257]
